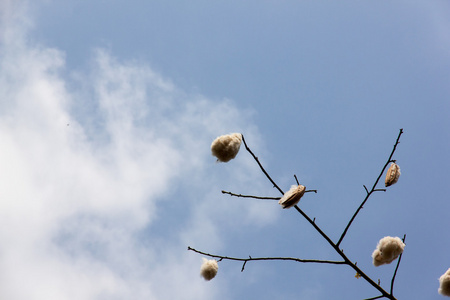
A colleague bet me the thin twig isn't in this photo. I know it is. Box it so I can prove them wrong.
[222,190,280,200]
[241,259,248,271]
[363,185,369,194]
[294,174,300,185]
[241,135,284,195]
[294,175,317,193]
[187,246,347,271]
[337,129,403,247]
[363,296,384,300]
[221,190,316,201]
[390,234,406,295]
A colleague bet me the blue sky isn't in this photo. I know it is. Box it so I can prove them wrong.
[0,0,449,299]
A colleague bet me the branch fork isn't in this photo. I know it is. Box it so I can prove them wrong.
[190,129,405,300]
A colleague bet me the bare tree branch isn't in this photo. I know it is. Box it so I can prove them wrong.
[221,190,281,200]
[189,129,405,300]
[241,135,285,195]
[221,189,317,201]
[363,296,385,300]
[390,234,406,296]
[187,246,347,272]
[294,174,300,185]
[337,128,403,247]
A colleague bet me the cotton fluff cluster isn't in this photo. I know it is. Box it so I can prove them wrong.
[211,133,243,162]
[372,236,405,266]
[278,185,306,209]
[439,268,450,296]
[385,162,401,187]
[200,258,219,281]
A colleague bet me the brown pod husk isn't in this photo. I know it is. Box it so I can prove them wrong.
[279,185,306,209]
[439,268,450,296]
[385,162,401,187]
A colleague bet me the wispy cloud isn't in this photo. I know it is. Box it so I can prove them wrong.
[0,2,276,299]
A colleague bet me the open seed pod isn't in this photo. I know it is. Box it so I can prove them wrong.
[211,133,242,162]
[279,185,306,209]
[385,162,401,187]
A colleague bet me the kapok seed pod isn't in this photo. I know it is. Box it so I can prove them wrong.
[210,133,243,162]
[279,185,306,209]
[385,162,401,187]
[439,268,450,296]
[200,258,219,281]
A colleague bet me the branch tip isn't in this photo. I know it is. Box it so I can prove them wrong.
[363,185,369,194]
[241,260,247,272]
[294,174,300,185]
[306,189,317,194]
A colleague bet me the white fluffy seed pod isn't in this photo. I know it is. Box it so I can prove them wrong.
[211,133,243,162]
[200,258,218,281]
[372,249,384,267]
[278,185,306,209]
[372,236,405,267]
[385,162,401,187]
[439,268,450,296]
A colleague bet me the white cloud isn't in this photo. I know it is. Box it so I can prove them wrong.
[0,2,276,299]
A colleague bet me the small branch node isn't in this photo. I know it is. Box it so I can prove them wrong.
[241,260,249,272]
[363,185,369,194]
